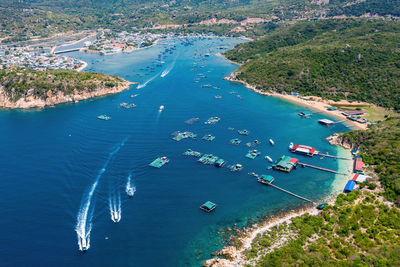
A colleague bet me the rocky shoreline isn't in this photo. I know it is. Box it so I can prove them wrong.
[0,80,134,110]
[203,58,361,267]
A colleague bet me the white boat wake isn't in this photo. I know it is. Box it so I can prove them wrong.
[126,173,136,197]
[137,72,160,89]
[109,192,122,223]
[75,138,127,251]
[161,54,178,78]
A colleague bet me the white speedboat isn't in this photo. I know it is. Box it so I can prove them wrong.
[159,105,165,111]
[265,156,273,163]
[269,139,275,145]
[126,186,136,197]
[288,142,294,150]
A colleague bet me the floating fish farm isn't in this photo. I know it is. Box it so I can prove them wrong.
[149,157,169,168]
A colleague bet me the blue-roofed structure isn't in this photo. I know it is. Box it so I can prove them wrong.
[344,180,356,193]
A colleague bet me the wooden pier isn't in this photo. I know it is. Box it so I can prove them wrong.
[316,152,351,160]
[267,183,315,204]
[332,119,346,124]
[298,162,346,175]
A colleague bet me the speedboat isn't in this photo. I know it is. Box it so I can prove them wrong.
[288,142,294,150]
[126,186,136,197]
[265,156,273,163]
[269,139,275,145]
[159,105,165,111]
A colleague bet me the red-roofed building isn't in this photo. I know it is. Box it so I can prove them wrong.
[354,157,365,173]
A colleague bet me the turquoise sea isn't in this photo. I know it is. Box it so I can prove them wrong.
[0,37,352,266]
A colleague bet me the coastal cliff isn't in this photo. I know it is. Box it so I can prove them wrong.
[0,68,133,109]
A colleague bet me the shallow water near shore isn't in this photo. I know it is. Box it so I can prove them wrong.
[0,37,351,266]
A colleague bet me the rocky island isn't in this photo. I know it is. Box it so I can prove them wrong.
[0,68,133,109]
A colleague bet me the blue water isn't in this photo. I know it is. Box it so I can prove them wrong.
[0,37,351,266]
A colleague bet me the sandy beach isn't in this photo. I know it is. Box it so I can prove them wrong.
[225,75,368,130]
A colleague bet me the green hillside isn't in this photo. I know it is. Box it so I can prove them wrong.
[0,68,125,102]
[224,19,400,111]
[1,0,400,40]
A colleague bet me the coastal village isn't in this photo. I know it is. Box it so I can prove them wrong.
[0,45,85,71]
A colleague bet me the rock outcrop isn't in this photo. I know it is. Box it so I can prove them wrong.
[0,81,133,109]
[326,133,353,149]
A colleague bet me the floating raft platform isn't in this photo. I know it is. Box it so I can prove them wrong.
[245,150,261,159]
[204,117,221,125]
[238,129,249,135]
[172,131,197,141]
[230,138,241,145]
[149,157,169,168]
[202,134,215,141]
[200,201,216,213]
[246,140,261,147]
[229,163,243,172]
[119,102,136,109]
[198,154,219,165]
[183,149,202,157]
[97,115,111,120]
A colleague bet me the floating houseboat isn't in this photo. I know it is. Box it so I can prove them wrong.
[202,134,215,141]
[246,140,260,147]
[119,102,136,109]
[183,149,202,157]
[200,201,216,213]
[230,138,241,145]
[245,150,260,159]
[229,164,243,172]
[204,117,221,125]
[238,129,249,135]
[149,157,169,168]
[198,154,219,165]
[97,115,111,120]
[257,175,274,185]
[172,131,197,141]
[318,119,334,126]
[289,144,317,157]
[273,155,298,172]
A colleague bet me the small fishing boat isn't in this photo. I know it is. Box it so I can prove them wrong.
[269,139,275,145]
[159,105,165,111]
[214,158,225,168]
[317,203,329,210]
[265,156,273,163]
